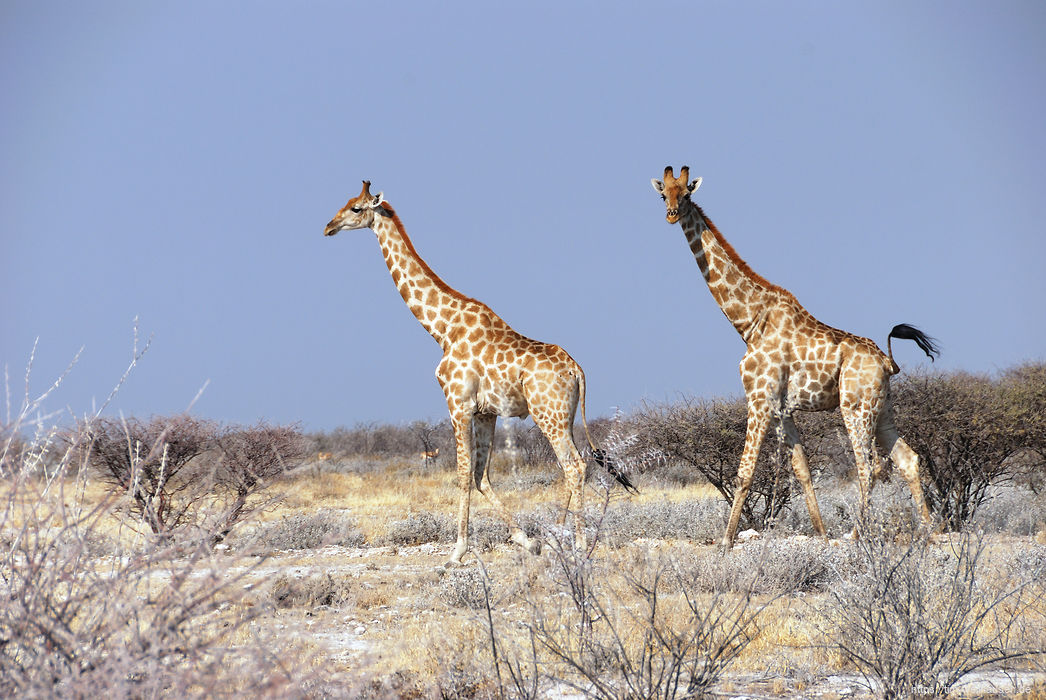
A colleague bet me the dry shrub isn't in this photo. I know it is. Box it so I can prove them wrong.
[211,422,307,542]
[269,572,357,609]
[972,485,1046,536]
[308,420,453,461]
[612,397,828,531]
[893,364,1046,530]
[498,465,559,491]
[511,540,770,699]
[1008,546,1046,581]
[672,537,854,596]
[0,436,306,697]
[512,422,557,468]
[768,481,856,537]
[383,510,455,546]
[600,499,726,545]
[467,516,512,552]
[381,511,511,551]
[438,567,490,610]
[244,508,366,552]
[80,415,305,542]
[0,340,319,697]
[820,513,1046,699]
[80,414,218,534]
[0,427,29,477]
[413,532,778,699]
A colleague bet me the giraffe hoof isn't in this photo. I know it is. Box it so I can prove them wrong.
[511,530,541,555]
[439,559,466,571]
[441,551,471,569]
[444,541,469,568]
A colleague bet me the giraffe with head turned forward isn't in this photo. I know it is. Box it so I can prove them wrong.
[652,166,940,549]
[325,181,634,565]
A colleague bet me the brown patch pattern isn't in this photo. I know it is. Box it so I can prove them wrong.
[325,183,608,564]
[653,167,933,548]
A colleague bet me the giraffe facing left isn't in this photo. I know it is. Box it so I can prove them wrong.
[324,181,635,565]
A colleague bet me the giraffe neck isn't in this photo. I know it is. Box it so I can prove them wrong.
[678,204,779,341]
[371,209,470,351]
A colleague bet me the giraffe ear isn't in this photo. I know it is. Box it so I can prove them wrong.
[687,177,703,194]
[371,192,385,206]
[651,179,665,194]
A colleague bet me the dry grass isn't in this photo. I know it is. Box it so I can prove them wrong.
[267,459,567,545]
[254,464,1045,697]
[5,452,1043,698]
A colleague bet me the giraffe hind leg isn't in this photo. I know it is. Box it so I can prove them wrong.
[841,404,882,535]
[876,410,934,527]
[781,415,826,538]
[531,408,587,555]
[472,413,539,554]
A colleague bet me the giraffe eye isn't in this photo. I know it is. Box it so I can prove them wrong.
[350,207,362,213]
[660,194,666,201]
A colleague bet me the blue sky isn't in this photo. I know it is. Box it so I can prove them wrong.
[3,1,1044,431]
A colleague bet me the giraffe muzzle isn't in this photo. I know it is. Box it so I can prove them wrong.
[666,210,680,224]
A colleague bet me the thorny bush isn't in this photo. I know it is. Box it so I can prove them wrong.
[893,364,1046,529]
[79,415,305,540]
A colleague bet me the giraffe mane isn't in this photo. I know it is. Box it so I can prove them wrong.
[694,204,792,298]
[379,202,498,312]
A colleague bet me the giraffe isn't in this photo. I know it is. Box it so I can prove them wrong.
[325,181,634,565]
[651,166,940,549]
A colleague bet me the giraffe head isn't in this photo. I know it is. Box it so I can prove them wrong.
[324,180,386,236]
[651,166,702,224]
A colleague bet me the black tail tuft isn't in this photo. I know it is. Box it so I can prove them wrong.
[889,323,941,361]
[592,448,639,494]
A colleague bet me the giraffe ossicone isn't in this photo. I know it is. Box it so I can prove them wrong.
[653,166,940,549]
[325,180,635,565]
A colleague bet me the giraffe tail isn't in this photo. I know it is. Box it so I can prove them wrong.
[887,323,941,374]
[592,448,639,494]
[577,367,639,495]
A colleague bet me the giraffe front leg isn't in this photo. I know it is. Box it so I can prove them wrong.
[724,408,771,550]
[447,411,475,566]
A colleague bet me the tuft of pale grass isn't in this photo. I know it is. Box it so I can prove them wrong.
[669,536,855,595]
[437,566,492,609]
[600,497,727,545]
[241,508,366,552]
[383,509,456,546]
[268,571,358,609]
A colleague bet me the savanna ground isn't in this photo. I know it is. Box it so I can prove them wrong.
[2,361,1045,698]
[6,446,1044,699]
[219,455,1046,699]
